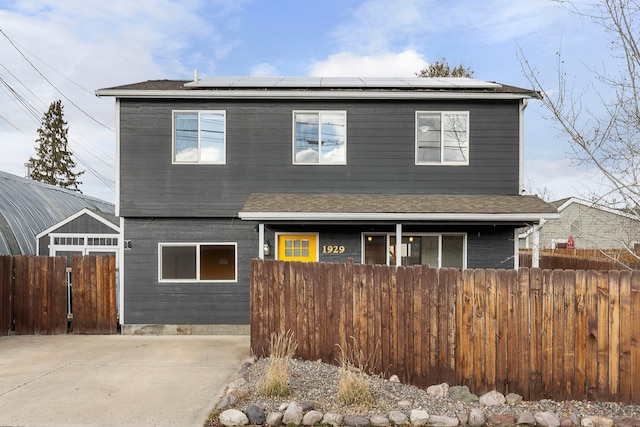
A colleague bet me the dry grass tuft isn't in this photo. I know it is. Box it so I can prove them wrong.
[257,330,298,398]
[335,338,376,406]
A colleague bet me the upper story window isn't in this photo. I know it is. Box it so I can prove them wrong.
[173,111,226,164]
[416,111,469,165]
[293,111,346,164]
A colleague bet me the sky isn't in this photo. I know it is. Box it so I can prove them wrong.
[0,0,618,203]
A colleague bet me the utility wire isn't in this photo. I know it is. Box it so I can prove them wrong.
[0,28,114,132]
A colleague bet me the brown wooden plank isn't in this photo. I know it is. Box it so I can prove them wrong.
[27,256,37,335]
[438,268,450,384]
[506,268,520,396]
[585,270,599,400]
[608,270,621,402]
[426,266,439,383]
[472,269,486,394]
[551,269,565,400]
[316,262,328,363]
[596,271,610,401]
[445,268,458,385]
[574,269,588,400]
[249,259,259,353]
[459,268,474,387]
[372,264,384,375]
[631,271,640,403]
[395,266,406,382]
[540,269,553,398]
[412,265,423,384]
[388,265,398,377]
[0,257,12,336]
[528,268,543,400]
[619,270,632,404]
[72,255,84,333]
[96,256,106,334]
[563,270,576,399]
[403,266,414,383]
[379,263,390,376]
[495,269,509,395]
[483,269,497,392]
[517,268,531,399]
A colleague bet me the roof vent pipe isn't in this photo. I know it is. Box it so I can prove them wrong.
[194,69,199,85]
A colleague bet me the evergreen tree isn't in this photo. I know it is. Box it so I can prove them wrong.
[28,100,83,192]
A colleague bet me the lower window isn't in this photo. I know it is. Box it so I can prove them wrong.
[363,233,465,269]
[159,243,237,282]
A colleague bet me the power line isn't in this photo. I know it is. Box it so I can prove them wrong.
[0,28,114,132]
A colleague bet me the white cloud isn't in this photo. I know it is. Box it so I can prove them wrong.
[309,50,428,77]
[250,62,278,77]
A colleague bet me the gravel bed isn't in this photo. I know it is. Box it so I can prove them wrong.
[233,357,640,421]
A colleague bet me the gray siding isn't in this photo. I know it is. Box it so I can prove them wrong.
[124,220,516,324]
[119,99,521,217]
[123,217,253,325]
[38,213,119,255]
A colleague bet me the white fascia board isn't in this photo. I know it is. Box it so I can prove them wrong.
[35,208,120,239]
[95,89,537,101]
[238,212,560,222]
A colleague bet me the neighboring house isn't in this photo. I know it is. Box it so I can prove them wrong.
[0,170,115,255]
[520,197,640,250]
[95,76,558,329]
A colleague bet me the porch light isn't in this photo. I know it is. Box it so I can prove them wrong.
[263,240,271,256]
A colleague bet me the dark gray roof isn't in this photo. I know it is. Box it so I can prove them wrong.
[239,193,558,221]
[97,77,540,99]
[0,170,115,255]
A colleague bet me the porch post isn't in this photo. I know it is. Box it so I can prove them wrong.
[258,223,265,260]
[532,221,540,268]
[395,223,402,267]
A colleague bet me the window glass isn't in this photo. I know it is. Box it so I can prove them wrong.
[174,111,225,163]
[160,243,236,282]
[365,233,465,268]
[162,246,196,279]
[442,235,464,269]
[416,112,468,164]
[294,112,346,164]
[200,244,235,280]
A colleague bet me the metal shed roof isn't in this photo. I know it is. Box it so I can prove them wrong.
[0,170,115,255]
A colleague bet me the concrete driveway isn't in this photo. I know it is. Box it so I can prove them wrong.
[0,334,249,427]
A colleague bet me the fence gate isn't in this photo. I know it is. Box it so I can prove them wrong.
[0,255,117,336]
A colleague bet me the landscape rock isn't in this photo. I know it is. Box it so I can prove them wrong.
[397,399,412,409]
[561,417,573,427]
[489,413,516,426]
[344,414,370,427]
[278,402,289,412]
[614,418,640,427]
[302,410,323,426]
[583,416,614,427]
[505,392,523,405]
[265,412,283,427]
[429,415,459,426]
[570,414,581,426]
[246,404,265,425]
[219,409,249,426]
[468,408,486,427]
[388,410,408,425]
[389,375,401,383]
[300,400,315,412]
[536,411,561,427]
[370,414,390,426]
[456,410,469,426]
[449,386,479,403]
[322,412,343,426]
[427,383,450,398]
[517,411,537,425]
[410,409,430,426]
[479,390,506,406]
[216,393,238,411]
[282,402,303,425]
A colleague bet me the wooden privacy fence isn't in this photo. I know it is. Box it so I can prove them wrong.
[250,258,640,404]
[0,255,117,336]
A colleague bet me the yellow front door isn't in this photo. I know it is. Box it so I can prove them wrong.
[277,234,317,262]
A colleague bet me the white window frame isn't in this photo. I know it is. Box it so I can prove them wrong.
[361,232,467,269]
[172,110,226,164]
[415,111,469,166]
[292,110,347,165]
[158,242,238,283]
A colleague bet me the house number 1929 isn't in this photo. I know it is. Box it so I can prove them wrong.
[322,245,345,254]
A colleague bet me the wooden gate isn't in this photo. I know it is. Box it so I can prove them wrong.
[0,255,117,335]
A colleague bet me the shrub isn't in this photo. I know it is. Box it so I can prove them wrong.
[257,330,298,398]
[335,338,375,406]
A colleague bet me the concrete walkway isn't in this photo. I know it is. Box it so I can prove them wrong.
[0,334,249,427]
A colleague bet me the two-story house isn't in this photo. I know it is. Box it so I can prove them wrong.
[96,76,558,331]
